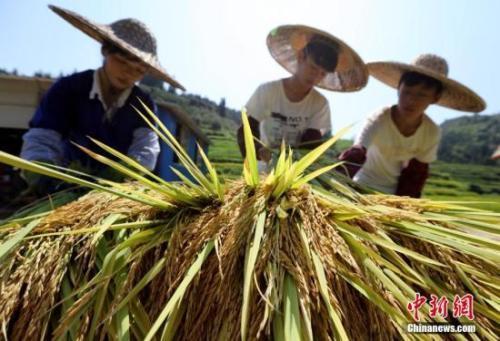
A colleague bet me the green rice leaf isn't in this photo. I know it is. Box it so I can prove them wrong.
[311,251,349,341]
[92,213,124,244]
[0,151,170,209]
[338,268,408,325]
[0,218,40,262]
[241,211,266,341]
[289,124,352,180]
[241,108,259,187]
[283,274,302,341]
[291,162,343,189]
[145,240,214,341]
[112,258,166,315]
[133,102,215,194]
[197,143,224,200]
[337,221,445,267]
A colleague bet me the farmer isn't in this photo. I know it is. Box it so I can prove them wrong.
[20,5,184,195]
[339,54,486,197]
[237,25,368,170]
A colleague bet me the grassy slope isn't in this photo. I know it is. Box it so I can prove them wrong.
[206,131,500,212]
[424,161,500,212]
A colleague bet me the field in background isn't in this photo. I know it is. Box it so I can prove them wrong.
[424,161,500,212]
[206,131,500,212]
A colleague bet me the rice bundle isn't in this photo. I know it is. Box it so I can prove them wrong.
[0,107,498,340]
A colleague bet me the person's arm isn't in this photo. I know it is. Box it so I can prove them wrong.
[20,128,65,164]
[296,129,324,149]
[237,116,269,161]
[396,125,441,198]
[337,111,383,178]
[395,158,429,198]
[21,76,73,164]
[127,127,161,170]
[237,84,271,161]
[337,145,367,178]
[19,77,74,194]
[300,100,331,149]
[120,92,162,171]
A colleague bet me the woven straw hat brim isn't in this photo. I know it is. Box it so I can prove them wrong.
[49,5,185,90]
[368,62,486,113]
[267,25,368,92]
[492,146,500,160]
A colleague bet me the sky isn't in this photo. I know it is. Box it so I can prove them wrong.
[1,0,499,138]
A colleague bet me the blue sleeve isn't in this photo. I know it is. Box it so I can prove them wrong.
[20,128,64,164]
[29,76,75,136]
[127,127,160,170]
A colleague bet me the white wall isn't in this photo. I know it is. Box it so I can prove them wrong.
[0,76,53,129]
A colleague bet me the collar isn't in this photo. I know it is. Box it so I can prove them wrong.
[89,69,133,120]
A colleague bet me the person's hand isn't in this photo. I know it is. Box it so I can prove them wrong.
[337,145,367,178]
[338,145,366,163]
[21,169,60,196]
[257,146,272,162]
[97,166,127,183]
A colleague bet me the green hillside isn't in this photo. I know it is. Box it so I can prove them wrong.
[438,113,500,165]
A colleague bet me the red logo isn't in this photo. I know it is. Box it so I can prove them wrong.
[407,293,475,321]
[453,294,475,320]
[407,293,427,321]
[429,294,449,318]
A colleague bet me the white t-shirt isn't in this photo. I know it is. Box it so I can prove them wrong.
[245,80,332,148]
[353,106,441,194]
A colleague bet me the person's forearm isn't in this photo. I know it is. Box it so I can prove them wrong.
[337,145,367,178]
[396,158,429,198]
[20,128,65,164]
[297,129,324,149]
[127,127,161,170]
[237,116,264,159]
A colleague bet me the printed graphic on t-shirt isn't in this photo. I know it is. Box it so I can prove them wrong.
[269,112,309,146]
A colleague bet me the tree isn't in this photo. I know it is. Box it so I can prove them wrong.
[211,121,222,131]
[140,75,164,89]
[218,98,226,117]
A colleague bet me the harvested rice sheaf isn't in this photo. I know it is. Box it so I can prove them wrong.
[0,109,498,340]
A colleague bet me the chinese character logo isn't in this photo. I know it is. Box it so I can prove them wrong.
[407,293,475,321]
[429,294,449,318]
[407,293,427,321]
[453,294,475,320]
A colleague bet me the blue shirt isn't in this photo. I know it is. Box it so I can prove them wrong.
[21,69,160,172]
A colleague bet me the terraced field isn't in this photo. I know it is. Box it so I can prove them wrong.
[206,132,500,211]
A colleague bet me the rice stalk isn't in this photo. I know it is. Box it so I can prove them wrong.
[0,109,498,340]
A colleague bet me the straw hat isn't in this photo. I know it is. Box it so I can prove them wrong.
[492,146,500,160]
[49,5,185,90]
[368,54,486,112]
[267,25,368,92]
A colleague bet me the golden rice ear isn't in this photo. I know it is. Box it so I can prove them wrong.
[0,122,499,340]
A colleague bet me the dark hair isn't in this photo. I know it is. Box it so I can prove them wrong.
[101,41,142,63]
[399,71,443,95]
[303,36,339,73]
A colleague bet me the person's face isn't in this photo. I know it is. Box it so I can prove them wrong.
[103,50,149,91]
[295,52,328,88]
[397,82,440,118]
